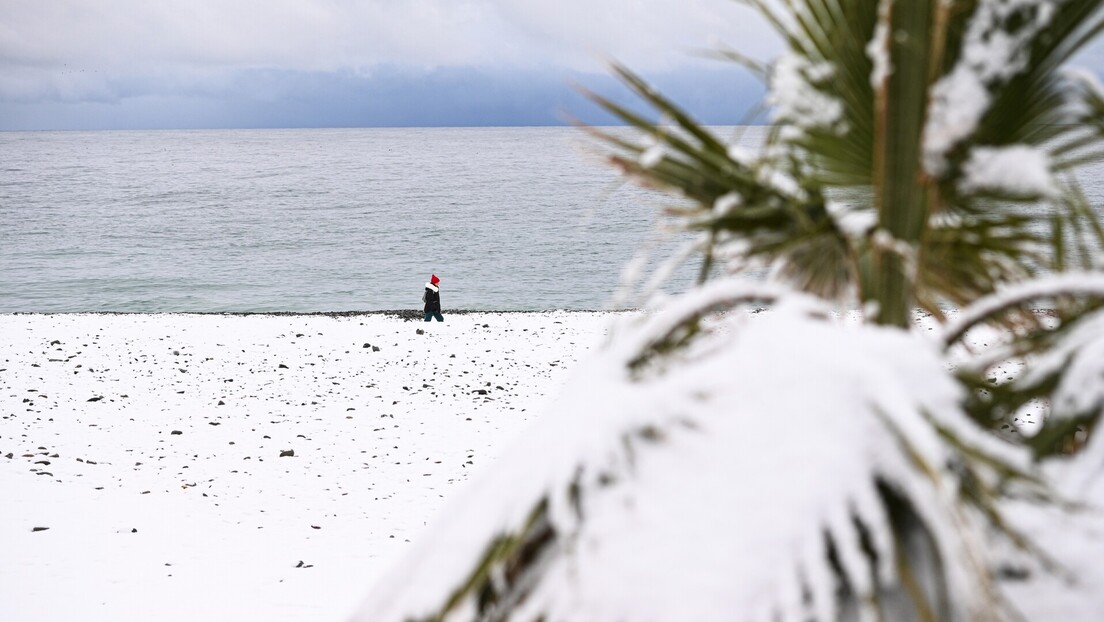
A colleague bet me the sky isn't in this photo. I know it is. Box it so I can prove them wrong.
[0,0,782,130]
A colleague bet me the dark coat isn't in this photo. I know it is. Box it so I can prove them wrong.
[424,285,441,312]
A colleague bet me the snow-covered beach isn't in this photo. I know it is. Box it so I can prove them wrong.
[6,308,1104,621]
[0,311,613,622]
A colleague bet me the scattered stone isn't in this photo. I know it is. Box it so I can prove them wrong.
[87,396,103,402]
[372,346,380,352]
[209,422,221,426]
[362,343,371,348]
[311,525,321,530]
[295,560,313,568]
[278,364,288,369]
[32,527,50,532]
[132,528,138,533]
[217,400,225,406]
[279,449,295,458]
[416,329,424,335]
[171,430,183,436]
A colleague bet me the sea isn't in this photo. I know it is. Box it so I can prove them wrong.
[1,126,754,313]
[2,126,1100,313]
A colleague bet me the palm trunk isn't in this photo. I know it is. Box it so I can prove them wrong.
[870,0,939,327]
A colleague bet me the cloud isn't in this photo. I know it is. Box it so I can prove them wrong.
[495,0,780,69]
[0,0,779,103]
[0,65,767,130]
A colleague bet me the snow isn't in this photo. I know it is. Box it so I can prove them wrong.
[352,285,1038,621]
[826,200,877,239]
[923,0,1063,176]
[760,166,807,200]
[6,298,1104,621]
[640,144,665,168]
[0,311,613,622]
[726,144,755,166]
[942,272,1104,346]
[1066,66,1104,97]
[1023,309,1104,419]
[769,52,846,132]
[958,144,1056,198]
[713,191,743,215]
[866,0,893,88]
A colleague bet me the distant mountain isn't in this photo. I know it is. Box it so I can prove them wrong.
[0,66,766,131]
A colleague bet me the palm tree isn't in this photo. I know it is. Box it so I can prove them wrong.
[354,1,1104,620]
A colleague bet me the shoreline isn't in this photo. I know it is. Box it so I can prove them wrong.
[4,309,630,320]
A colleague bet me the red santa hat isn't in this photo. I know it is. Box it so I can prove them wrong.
[430,274,440,285]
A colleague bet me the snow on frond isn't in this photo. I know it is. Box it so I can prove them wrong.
[866,0,893,88]
[1021,308,1104,420]
[354,284,1033,622]
[1064,66,1104,119]
[943,272,1104,346]
[640,144,666,168]
[713,191,743,215]
[959,144,1057,198]
[759,165,807,201]
[727,144,756,167]
[826,200,876,239]
[1066,66,1104,100]
[769,53,846,133]
[924,0,1064,176]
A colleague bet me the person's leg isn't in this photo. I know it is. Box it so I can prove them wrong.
[424,311,433,321]
[434,312,444,322]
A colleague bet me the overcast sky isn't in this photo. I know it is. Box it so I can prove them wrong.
[0,0,782,130]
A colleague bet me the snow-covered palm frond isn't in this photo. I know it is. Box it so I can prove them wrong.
[945,274,1104,459]
[746,0,878,187]
[917,0,1104,317]
[579,65,857,301]
[354,284,1040,622]
[581,0,1104,327]
[925,0,1104,187]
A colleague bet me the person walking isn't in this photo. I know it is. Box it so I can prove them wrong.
[423,274,444,322]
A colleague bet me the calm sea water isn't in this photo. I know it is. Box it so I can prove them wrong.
[2,127,737,313]
[1,126,1100,313]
